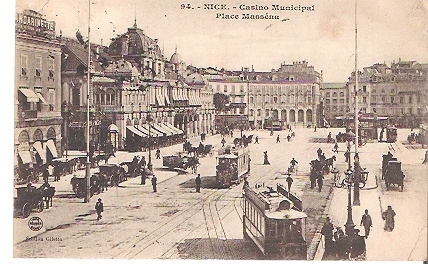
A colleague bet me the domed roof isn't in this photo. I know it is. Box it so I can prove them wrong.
[108,26,163,60]
[170,46,183,64]
[185,72,206,85]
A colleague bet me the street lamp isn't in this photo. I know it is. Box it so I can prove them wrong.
[353,0,360,206]
[84,0,92,203]
[344,169,355,236]
[140,84,153,173]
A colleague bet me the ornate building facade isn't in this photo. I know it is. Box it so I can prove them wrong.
[15,10,62,181]
[246,61,322,129]
[345,59,428,128]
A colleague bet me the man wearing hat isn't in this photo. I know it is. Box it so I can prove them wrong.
[321,217,334,255]
[95,198,104,221]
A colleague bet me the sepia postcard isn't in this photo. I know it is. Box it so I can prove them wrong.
[9,0,427,262]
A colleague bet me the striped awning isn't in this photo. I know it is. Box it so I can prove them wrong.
[153,123,173,136]
[165,94,171,105]
[142,124,163,137]
[159,123,177,135]
[18,151,32,164]
[46,139,58,158]
[126,126,146,138]
[164,123,184,134]
[156,94,165,106]
[37,93,49,105]
[19,88,39,103]
[32,141,46,163]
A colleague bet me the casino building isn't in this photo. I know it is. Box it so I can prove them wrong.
[14,10,63,182]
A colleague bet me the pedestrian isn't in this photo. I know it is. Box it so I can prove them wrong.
[317,147,323,158]
[344,149,350,163]
[151,175,157,192]
[317,173,324,192]
[155,148,161,159]
[287,135,291,142]
[314,125,317,132]
[276,135,280,143]
[263,151,270,165]
[140,156,146,168]
[195,174,202,193]
[221,137,226,147]
[382,205,396,232]
[360,209,373,239]
[47,164,54,180]
[254,136,259,144]
[140,168,146,185]
[327,132,332,143]
[95,198,103,221]
[286,174,293,194]
[321,217,334,254]
[333,142,339,153]
[42,169,49,183]
[379,127,385,142]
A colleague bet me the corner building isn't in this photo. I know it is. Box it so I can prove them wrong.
[15,10,62,182]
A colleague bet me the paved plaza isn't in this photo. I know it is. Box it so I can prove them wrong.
[12,127,427,260]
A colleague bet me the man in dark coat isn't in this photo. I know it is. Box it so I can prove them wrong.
[95,198,103,221]
[263,151,270,165]
[321,217,334,254]
[350,229,366,259]
[151,175,157,192]
[276,135,280,143]
[195,174,202,193]
[360,209,373,238]
[317,173,324,192]
[140,168,146,185]
[221,137,226,147]
[254,136,259,144]
[382,205,396,231]
[286,174,293,194]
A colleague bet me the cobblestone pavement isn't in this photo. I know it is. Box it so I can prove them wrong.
[13,127,426,260]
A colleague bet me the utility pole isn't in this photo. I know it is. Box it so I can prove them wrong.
[353,0,360,206]
[84,0,91,203]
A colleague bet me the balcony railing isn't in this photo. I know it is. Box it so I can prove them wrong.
[23,110,37,119]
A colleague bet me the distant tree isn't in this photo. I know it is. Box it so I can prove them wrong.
[213,93,230,112]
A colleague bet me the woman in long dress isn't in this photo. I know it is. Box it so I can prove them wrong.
[382,205,396,232]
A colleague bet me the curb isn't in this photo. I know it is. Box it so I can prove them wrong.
[307,182,335,260]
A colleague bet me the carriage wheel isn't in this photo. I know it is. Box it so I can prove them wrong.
[341,179,348,188]
[22,203,31,218]
[38,201,44,212]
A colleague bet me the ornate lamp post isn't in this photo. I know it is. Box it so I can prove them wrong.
[84,0,92,203]
[353,0,360,206]
[344,169,355,236]
[140,84,153,173]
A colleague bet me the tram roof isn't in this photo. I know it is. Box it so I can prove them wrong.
[265,209,307,220]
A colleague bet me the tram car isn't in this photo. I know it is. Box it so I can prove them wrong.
[216,149,250,188]
[385,126,397,143]
[243,184,307,260]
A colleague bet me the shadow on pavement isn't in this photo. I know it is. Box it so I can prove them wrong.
[177,237,265,260]
[179,176,219,189]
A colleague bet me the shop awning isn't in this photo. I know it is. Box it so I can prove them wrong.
[159,123,178,135]
[164,123,184,134]
[182,93,189,101]
[32,141,46,163]
[46,139,58,158]
[37,93,49,105]
[126,126,146,138]
[165,94,171,105]
[156,94,165,107]
[141,124,163,137]
[19,88,39,103]
[18,151,32,164]
[135,125,151,137]
[172,93,179,101]
[153,123,173,136]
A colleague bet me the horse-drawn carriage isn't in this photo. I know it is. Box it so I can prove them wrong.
[14,185,45,218]
[385,126,397,143]
[384,160,405,191]
[98,164,126,187]
[162,153,199,173]
[233,135,253,147]
[51,157,78,177]
[216,150,250,188]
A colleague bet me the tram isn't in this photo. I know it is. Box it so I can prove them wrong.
[216,148,250,188]
[243,184,307,260]
[386,126,397,143]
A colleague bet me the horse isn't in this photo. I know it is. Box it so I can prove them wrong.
[186,156,200,173]
[39,183,55,209]
[324,155,336,171]
[94,152,115,164]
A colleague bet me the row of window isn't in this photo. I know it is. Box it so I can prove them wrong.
[249,96,312,104]
[249,85,314,94]
[211,84,246,93]
[325,91,345,97]
[21,54,55,78]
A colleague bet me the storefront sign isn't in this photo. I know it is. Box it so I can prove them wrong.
[15,10,56,38]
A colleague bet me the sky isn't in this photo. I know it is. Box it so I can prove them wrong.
[12,0,428,82]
